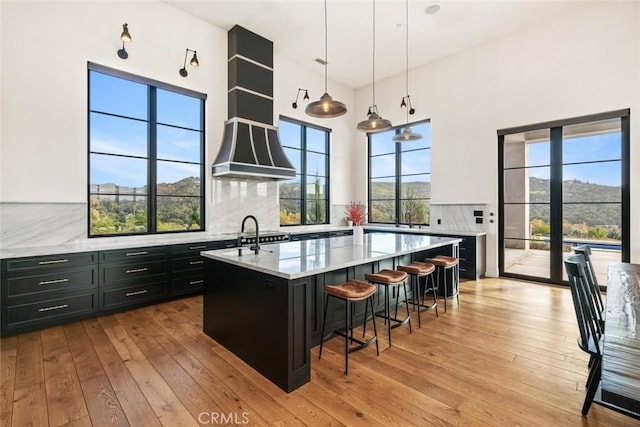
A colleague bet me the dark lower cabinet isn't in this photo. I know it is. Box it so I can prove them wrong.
[1,252,99,336]
[0,239,238,336]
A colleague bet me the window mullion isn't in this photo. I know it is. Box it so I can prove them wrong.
[148,86,158,233]
[300,125,307,225]
[395,142,402,224]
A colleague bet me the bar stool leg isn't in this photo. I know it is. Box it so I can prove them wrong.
[402,280,412,333]
[344,298,350,374]
[385,286,392,347]
[369,295,380,355]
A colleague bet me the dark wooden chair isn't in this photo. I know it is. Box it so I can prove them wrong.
[573,245,605,332]
[564,254,604,416]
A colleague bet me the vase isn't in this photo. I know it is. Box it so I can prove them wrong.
[353,225,364,245]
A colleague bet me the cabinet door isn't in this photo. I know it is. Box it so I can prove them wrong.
[4,252,98,272]
[101,260,167,285]
[100,281,167,311]
[6,266,98,298]
[6,292,98,332]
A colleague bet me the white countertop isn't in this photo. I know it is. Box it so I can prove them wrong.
[201,232,461,280]
[364,225,486,237]
[0,226,354,259]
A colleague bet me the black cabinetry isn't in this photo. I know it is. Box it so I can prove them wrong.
[170,241,220,296]
[1,252,99,336]
[99,246,169,312]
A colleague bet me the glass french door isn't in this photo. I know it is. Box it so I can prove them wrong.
[498,110,630,285]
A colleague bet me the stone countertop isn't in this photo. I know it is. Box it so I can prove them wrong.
[201,232,461,280]
[0,225,354,260]
[364,225,486,237]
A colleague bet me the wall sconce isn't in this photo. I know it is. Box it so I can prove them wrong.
[400,95,415,115]
[117,23,132,60]
[179,49,199,77]
[291,88,310,109]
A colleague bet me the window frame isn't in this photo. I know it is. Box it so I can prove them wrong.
[87,62,207,237]
[278,116,331,226]
[368,120,431,226]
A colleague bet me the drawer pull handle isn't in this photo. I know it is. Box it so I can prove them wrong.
[38,304,69,312]
[126,251,148,257]
[125,290,148,297]
[38,259,68,265]
[189,279,204,285]
[189,260,204,265]
[125,267,148,274]
[224,243,235,248]
[39,278,69,286]
[189,245,206,250]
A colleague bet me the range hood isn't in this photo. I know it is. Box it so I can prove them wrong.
[212,26,295,180]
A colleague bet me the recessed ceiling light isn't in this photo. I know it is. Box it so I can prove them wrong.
[425,4,441,15]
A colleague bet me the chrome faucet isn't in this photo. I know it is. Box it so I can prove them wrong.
[240,215,260,254]
[405,211,413,229]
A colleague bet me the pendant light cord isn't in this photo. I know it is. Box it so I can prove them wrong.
[324,0,328,93]
[372,0,376,106]
[405,0,409,123]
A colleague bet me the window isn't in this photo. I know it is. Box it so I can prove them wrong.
[498,109,630,285]
[278,117,330,225]
[368,121,431,225]
[88,63,206,236]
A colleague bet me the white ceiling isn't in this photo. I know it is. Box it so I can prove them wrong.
[166,0,590,90]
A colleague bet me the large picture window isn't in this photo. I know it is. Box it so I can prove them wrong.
[88,63,206,236]
[368,121,431,225]
[278,117,330,225]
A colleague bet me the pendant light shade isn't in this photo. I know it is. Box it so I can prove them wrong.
[305,0,347,119]
[395,0,422,142]
[306,92,348,118]
[357,105,392,132]
[393,126,423,142]
[357,0,391,133]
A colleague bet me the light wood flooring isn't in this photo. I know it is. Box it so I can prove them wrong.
[1,278,637,426]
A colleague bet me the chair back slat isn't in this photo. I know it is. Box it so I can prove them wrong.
[564,254,602,356]
[573,245,605,315]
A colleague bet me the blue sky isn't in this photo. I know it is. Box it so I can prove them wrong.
[527,132,622,186]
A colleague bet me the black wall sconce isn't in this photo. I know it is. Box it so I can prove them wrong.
[179,49,199,77]
[291,88,309,109]
[117,23,132,60]
[399,95,415,115]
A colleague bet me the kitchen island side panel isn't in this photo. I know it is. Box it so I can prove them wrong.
[203,258,311,392]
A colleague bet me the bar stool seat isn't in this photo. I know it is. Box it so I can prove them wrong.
[364,269,411,347]
[397,261,438,327]
[319,280,379,374]
[425,255,459,312]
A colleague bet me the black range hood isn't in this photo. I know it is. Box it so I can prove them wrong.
[212,25,295,180]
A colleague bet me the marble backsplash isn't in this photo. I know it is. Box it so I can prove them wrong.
[429,203,490,233]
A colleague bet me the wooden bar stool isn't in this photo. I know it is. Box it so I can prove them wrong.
[397,261,438,327]
[319,280,379,374]
[424,255,459,312]
[364,269,411,347]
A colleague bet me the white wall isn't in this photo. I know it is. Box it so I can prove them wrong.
[355,1,640,273]
[0,1,356,249]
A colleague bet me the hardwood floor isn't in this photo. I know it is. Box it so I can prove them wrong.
[1,278,636,426]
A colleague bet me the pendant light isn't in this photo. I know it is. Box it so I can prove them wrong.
[305,0,347,118]
[393,0,422,142]
[357,0,392,132]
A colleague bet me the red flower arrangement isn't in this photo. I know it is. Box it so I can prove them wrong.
[345,202,366,226]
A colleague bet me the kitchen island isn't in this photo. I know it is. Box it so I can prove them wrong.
[201,232,460,392]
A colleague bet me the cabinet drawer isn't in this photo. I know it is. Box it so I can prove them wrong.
[172,256,206,273]
[100,246,168,263]
[6,292,97,328]
[4,252,98,272]
[216,240,238,249]
[101,260,167,285]
[172,275,205,295]
[171,242,215,255]
[100,281,167,310]
[6,266,97,298]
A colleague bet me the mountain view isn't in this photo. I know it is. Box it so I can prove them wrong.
[90,177,202,235]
